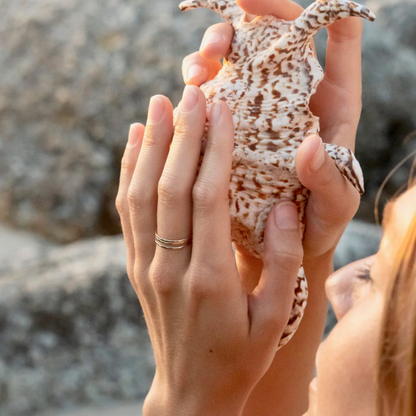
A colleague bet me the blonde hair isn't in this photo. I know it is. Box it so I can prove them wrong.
[378,181,416,415]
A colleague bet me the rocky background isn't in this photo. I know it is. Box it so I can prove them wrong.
[0,0,414,414]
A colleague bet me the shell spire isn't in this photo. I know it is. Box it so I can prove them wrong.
[179,0,244,25]
[267,0,376,59]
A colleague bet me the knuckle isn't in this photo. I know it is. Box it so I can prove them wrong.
[158,177,188,205]
[127,184,145,211]
[187,263,227,299]
[173,119,190,139]
[141,130,159,150]
[115,193,127,215]
[120,155,131,172]
[149,262,176,296]
[192,179,218,209]
[261,309,289,334]
[316,168,334,189]
[133,262,152,295]
[188,274,214,299]
[205,133,223,155]
[270,250,302,274]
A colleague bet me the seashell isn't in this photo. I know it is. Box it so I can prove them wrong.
[178,0,375,348]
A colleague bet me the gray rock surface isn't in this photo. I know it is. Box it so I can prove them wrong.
[377,1,416,53]
[334,220,382,271]
[0,236,154,416]
[0,0,415,242]
[0,224,55,268]
[35,401,143,416]
[0,218,382,416]
[0,0,221,243]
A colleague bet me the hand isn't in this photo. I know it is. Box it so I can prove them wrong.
[182,0,361,284]
[116,86,304,416]
[181,2,363,414]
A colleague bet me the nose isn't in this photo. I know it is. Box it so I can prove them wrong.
[325,257,374,321]
[325,266,355,321]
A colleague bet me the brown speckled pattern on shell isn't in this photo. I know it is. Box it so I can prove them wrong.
[178,0,375,348]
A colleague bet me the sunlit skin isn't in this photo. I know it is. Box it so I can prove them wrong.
[306,186,416,416]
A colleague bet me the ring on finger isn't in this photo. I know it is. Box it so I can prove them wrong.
[155,233,192,250]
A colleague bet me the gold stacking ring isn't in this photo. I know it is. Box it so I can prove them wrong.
[155,233,192,250]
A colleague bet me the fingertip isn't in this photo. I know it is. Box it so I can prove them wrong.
[200,23,234,61]
[128,123,145,147]
[297,134,321,158]
[263,202,303,261]
[296,135,323,177]
[208,100,235,152]
[184,63,209,85]
[273,202,299,231]
[236,0,303,21]
[183,52,222,86]
[236,0,259,15]
[327,16,363,41]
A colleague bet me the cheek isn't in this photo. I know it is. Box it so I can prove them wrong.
[316,294,383,416]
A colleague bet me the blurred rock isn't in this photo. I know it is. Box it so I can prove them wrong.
[35,401,143,416]
[0,224,55,269]
[0,0,221,242]
[334,220,382,271]
[0,236,153,416]
[376,1,416,53]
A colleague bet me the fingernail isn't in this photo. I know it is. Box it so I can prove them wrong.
[128,124,139,147]
[181,85,199,112]
[310,136,325,172]
[202,31,224,48]
[274,202,299,230]
[148,96,165,123]
[186,64,205,81]
[210,101,222,126]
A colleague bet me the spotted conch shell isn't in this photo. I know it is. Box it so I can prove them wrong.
[178,0,375,348]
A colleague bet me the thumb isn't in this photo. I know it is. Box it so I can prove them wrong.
[249,202,303,342]
[295,135,360,257]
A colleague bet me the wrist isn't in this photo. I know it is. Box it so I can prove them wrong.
[144,379,246,416]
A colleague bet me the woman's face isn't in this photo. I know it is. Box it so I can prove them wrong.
[307,185,416,416]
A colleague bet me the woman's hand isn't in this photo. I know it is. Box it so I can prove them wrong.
[116,86,304,416]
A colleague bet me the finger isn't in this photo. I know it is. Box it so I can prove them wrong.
[295,135,360,258]
[191,100,236,276]
[154,86,207,268]
[200,23,234,61]
[128,95,174,271]
[326,18,363,90]
[116,123,145,282]
[182,51,223,86]
[236,0,304,21]
[311,18,363,149]
[249,202,303,343]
